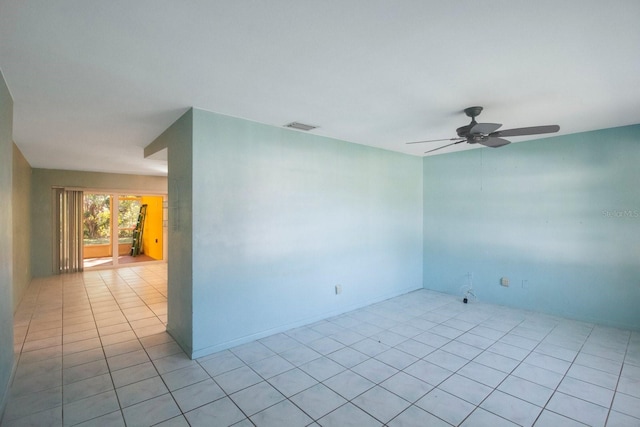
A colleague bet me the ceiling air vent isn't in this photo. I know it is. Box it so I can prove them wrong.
[284,122,317,131]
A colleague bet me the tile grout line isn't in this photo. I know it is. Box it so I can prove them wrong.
[453,314,528,426]
[6,275,640,427]
[537,322,606,425]
[97,267,172,425]
[83,272,125,426]
[604,328,632,426]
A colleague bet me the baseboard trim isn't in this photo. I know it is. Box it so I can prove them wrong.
[0,355,18,424]
[191,285,422,359]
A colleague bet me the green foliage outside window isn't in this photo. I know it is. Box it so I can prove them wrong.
[118,197,141,241]
[84,194,110,245]
[84,194,142,245]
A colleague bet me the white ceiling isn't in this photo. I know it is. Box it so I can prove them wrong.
[1,1,639,176]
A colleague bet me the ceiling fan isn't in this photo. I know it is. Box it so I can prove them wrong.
[407,106,560,154]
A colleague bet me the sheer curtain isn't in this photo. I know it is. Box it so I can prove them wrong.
[53,188,84,273]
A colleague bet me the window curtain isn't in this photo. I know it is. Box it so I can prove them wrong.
[54,188,84,273]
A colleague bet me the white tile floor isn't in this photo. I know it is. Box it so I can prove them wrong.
[2,266,639,426]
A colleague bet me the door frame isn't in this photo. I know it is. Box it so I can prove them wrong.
[81,188,168,269]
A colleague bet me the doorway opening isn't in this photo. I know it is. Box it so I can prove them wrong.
[83,193,166,268]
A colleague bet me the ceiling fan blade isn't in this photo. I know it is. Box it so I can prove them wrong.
[478,140,511,148]
[406,137,463,145]
[490,125,560,138]
[479,137,511,148]
[470,123,502,135]
[425,140,464,154]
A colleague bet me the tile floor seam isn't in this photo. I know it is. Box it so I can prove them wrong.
[70,269,166,425]
[6,270,640,427]
[436,321,533,425]
[518,322,569,425]
[533,320,600,427]
[453,312,557,426]
[66,273,99,413]
[603,329,633,427]
[12,278,45,358]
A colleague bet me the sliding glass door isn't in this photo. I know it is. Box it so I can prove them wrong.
[82,193,165,268]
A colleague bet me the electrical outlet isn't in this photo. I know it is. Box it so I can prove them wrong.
[500,277,509,287]
[335,284,342,295]
[522,280,529,289]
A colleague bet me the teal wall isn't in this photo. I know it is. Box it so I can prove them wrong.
[186,109,423,357]
[423,125,640,330]
[0,70,15,418]
[159,109,194,355]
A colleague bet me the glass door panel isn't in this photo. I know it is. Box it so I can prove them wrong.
[118,196,141,256]
[83,193,112,263]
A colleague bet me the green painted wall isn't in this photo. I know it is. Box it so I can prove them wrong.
[30,169,167,277]
[423,125,640,329]
[188,109,423,357]
[159,109,194,355]
[0,69,15,419]
[12,143,31,310]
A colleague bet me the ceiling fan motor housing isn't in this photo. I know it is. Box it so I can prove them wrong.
[456,106,483,140]
[464,106,483,118]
